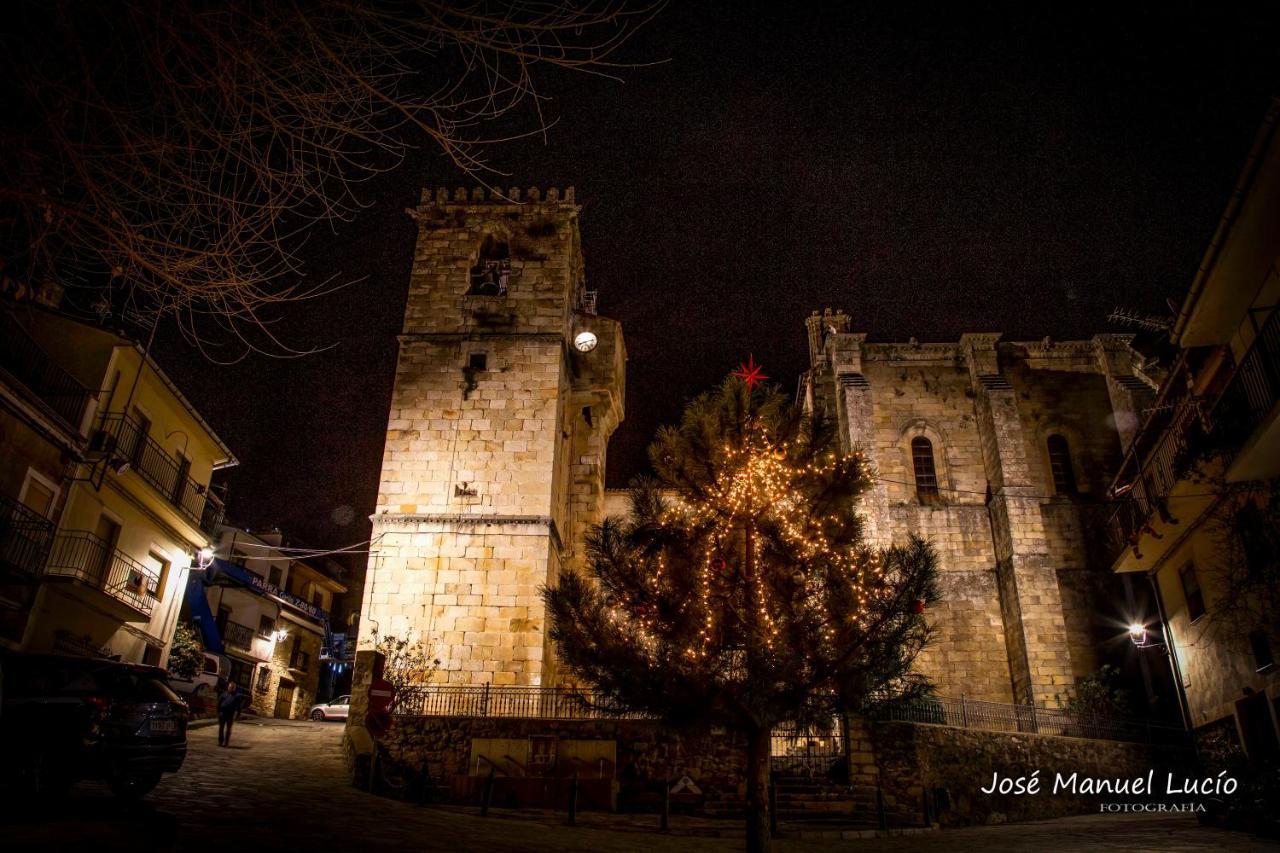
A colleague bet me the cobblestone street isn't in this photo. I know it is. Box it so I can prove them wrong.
[2,718,1275,852]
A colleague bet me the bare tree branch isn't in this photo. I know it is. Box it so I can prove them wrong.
[0,0,663,355]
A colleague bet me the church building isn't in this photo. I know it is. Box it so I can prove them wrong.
[363,188,1158,711]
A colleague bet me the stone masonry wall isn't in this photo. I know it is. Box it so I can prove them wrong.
[804,320,1147,710]
[373,712,1186,826]
[864,720,1190,827]
[365,188,623,687]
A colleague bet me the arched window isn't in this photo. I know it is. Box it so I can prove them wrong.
[468,235,511,296]
[911,436,939,503]
[1047,434,1076,495]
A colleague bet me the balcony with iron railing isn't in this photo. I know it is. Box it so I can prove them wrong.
[1105,308,1280,563]
[94,413,225,536]
[0,310,94,432]
[0,495,55,581]
[44,530,159,620]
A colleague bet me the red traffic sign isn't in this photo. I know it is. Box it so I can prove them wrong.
[369,678,397,714]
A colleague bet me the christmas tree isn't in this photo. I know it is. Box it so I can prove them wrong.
[544,367,940,852]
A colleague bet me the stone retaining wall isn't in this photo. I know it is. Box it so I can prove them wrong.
[362,709,1191,826]
[864,720,1191,827]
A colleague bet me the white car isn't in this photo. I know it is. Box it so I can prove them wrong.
[169,652,224,698]
[309,695,350,721]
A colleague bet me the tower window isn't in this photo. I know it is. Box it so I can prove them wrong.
[468,353,488,371]
[1047,434,1077,495]
[911,437,939,504]
[468,235,511,296]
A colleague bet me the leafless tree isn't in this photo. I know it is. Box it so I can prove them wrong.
[0,1,661,357]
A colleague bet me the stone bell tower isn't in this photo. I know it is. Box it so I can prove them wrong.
[362,187,624,687]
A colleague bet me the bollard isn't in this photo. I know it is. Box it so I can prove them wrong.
[481,768,496,817]
[661,782,670,831]
[922,787,933,827]
[876,778,888,831]
[568,771,579,826]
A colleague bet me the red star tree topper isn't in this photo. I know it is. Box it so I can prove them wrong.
[732,354,769,389]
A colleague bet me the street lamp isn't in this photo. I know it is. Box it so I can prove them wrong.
[197,546,215,568]
[1128,622,1164,650]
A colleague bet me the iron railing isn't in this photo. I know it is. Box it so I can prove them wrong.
[392,686,1184,746]
[1105,308,1280,560]
[0,495,55,580]
[394,684,645,720]
[0,310,94,430]
[45,530,159,618]
[874,695,1186,745]
[94,413,224,535]
[1211,308,1280,463]
[771,718,846,774]
[223,620,256,652]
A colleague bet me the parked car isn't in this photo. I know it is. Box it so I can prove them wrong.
[0,651,188,799]
[309,694,350,721]
[168,651,224,698]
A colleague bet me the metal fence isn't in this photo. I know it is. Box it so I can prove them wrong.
[392,686,1184,747]
[874,695,1186,744]
[0,495,55,580]
[772,718,846,774]
[395,684,646,720]
[1105,307,1280,562]
[96,413,224,535]
[45,530,159,618]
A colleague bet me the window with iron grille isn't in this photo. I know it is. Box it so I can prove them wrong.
[1047,434,1077,495]
[256,665,271,692]
[258,615,275,638]
[1179,561,1206,621]
[911,437,939,504]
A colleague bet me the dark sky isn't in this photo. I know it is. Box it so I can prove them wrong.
[158,2,1279,553]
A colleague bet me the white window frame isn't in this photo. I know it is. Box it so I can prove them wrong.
[18,468,61,518]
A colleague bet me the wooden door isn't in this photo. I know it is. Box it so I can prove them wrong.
[274,679,296,719]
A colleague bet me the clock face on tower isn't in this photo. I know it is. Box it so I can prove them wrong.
[574,330,598,352]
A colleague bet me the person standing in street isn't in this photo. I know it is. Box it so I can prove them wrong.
[217,681,242,747]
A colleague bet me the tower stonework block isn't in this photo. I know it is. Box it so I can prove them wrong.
[363,188,624,686]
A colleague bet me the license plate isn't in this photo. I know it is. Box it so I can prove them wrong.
[149,719,178,734]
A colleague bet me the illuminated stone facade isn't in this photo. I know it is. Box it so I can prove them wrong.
[363,188,624,686]
[801,310,1157,707]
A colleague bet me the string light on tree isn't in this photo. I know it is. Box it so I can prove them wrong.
[544,365,940,853]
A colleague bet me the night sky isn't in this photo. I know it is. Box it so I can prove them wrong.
[158,3,1278,554]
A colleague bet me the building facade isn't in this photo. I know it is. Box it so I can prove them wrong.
[362,187,624,686]
[1109,99,1280,762]
[190,525,346,718]
[798,319,1157,708]
[0,302,235,666]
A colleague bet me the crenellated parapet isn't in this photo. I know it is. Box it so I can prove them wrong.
[419,186,577,206]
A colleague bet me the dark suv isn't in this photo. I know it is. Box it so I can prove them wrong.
[1,651,188,799]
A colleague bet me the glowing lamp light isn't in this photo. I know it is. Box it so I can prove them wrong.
[1128,623,1148,647]
[273,629,290,644]
[573,330,598,352]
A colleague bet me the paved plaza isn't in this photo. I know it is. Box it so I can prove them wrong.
[2,718,1275,852]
